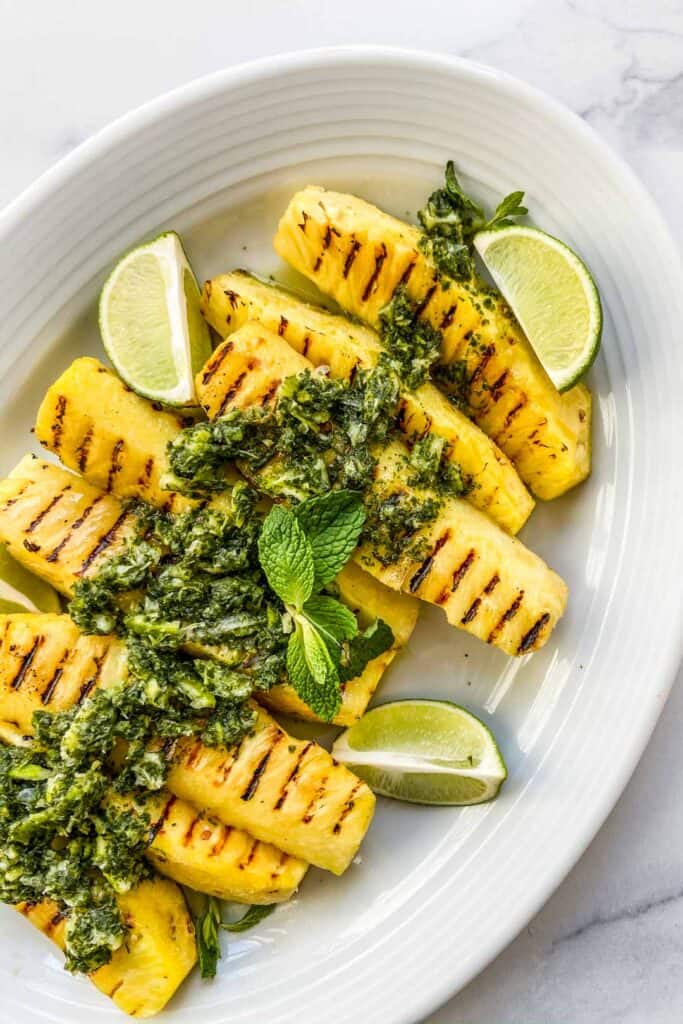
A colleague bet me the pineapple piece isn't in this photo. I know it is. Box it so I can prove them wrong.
[273,186,592,500]
[35,357,236,513]
[3,450,412,728]
[0,610,373,872]
[35,358,196,514]
[115,791,306,904]
[0,454,136,596]
[0,612,308,902]
[168,704,375,875]
[196,324,568,656]
[16,877,196,1018]
[201,270,534,534]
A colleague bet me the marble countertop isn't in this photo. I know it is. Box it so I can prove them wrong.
[2,1,682,1020]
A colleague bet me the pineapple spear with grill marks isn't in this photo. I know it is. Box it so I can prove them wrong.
[191,322,567,656]
[17,877,197,1019]
[0,612,308,904]
[0,465,376,874]
[273,186,592,500]
[34,359,419,726]
[200,270,534,535]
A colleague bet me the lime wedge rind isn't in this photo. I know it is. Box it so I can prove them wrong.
[474,225,602,393]
[99,232,212,407]
[332,699,507,807]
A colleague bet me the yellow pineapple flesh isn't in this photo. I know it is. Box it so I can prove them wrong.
[168,704,375,875]
[16,877,196,1018]
[201,271,534,533]
[0,454,136,596]
[196,323,568,655]
[0,612,308,901]
[31,364,415,726]
[273,186,592,500]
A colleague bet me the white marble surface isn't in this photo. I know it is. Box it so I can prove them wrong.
[1,1,682,1020]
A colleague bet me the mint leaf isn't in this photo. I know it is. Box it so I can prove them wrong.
[222,904,275,933]
[286,620,341,722]
[192,895,222,979]
[258,505,314,608]
[484,190,528,230]
[303,595,358,647]
[340,619,394,683]
[294,491,365,589]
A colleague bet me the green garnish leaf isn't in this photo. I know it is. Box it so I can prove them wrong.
[302,595,358,646]
[194,895,223,979]
[340,619,395,683]
[418,161,526,281]
[294,490,365,589]
[257,505,315,608]
[486,190,528,229]
[222,903,275,933]
[286,620,341,723]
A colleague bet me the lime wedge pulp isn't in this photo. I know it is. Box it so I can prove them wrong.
[332,699,507,806]
[0,543,61,614]
[474,225,602,393]
[99,232,212,406]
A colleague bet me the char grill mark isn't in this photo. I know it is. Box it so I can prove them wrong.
[78,653,105,702]
[468,344,496,388]
[361,243,387,302]
[201,340,234,385]
[415,283,437,317]
[408,530,451,593]
[9,637,42,690]
[487,592,524,644]
[41,655,67,704]
[216,361,257,417]
[490,371,508,402]
[397,260,416,288]
[209,824,232,857]
[148,795,177,843]
[332,781,362,834]
[75,426,94,472]
[439,304,458,330]
[45,496,104,564]
[274,741,313,810]
[302,775,328,824]
[51,396,68,452]
[518,613,551,653]
[77,508,132,575]
[450,550,475,592]
[241,736,282,802]
[343,239,361,278]
[26,486,70,533]
[461,597,481,624]
[106,440,125,492]
[138,457,154,488]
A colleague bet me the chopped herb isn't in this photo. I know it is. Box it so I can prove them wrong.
[222,902,275,933]
[378,286,441,389]
[418,161,527,281]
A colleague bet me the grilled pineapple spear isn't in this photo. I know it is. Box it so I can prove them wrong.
[201,271,534,535]
[17,877,196,1018]
[34,361,419,726]
[0,467,375,875]
[0,612,308,903]
[195,322,568,656]
[273,186,592,500]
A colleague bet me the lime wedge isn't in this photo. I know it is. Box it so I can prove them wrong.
[0,543,61,614]
[474,225,602,392]
[99,232,212,406]
[332,699,507,806]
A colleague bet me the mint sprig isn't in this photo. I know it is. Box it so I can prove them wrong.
[258,491,394,721]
